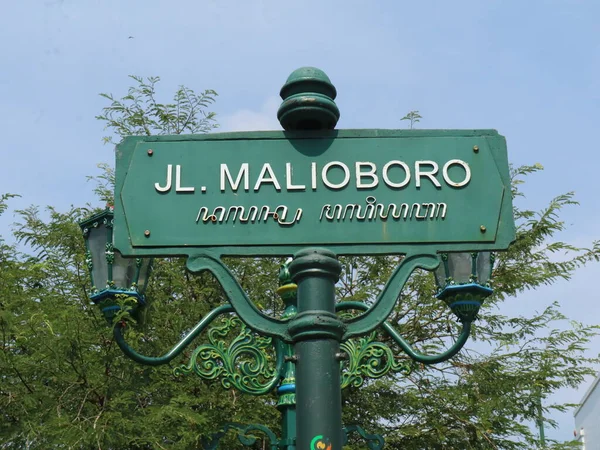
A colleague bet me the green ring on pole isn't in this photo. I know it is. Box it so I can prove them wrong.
[288,311,345,342]
[289,247,342,283]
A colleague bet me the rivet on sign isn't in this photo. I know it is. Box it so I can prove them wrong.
[473,145,479,153]
[144,230,151,237]
[147,149,154,156]
[480,225,486,233]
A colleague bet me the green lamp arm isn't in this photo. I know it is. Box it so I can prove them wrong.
[342,253,440,340]
[113,304,234,366]
[186,253,290,341]
[338,301,472,364]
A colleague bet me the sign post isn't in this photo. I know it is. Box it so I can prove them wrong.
[105,67,515,449]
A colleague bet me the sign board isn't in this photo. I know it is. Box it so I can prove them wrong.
[114,129,515,257]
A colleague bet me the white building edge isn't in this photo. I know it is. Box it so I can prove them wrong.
[574,372,600,449]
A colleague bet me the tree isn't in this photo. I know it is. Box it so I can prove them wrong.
[1,78,598,449]
[1,78,280,449]
[400,110,422,129]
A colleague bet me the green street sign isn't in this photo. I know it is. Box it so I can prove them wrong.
[114,129,514,257]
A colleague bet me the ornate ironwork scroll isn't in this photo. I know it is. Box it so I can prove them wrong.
[340,330,411,389]
[174,316,280,395]
[342,425,385,450]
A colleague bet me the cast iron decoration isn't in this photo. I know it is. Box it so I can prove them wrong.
[81,66,515,449]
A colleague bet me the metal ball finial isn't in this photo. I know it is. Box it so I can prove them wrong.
[277,67,340,131]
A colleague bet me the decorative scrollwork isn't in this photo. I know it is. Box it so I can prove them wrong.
[202,422,279,450]
[342,425,385,450]
[174,316,278,395]
[341,330,411,389]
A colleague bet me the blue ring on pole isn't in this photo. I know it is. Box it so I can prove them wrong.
[91,288,145,304]
[277,384,296,394]
[101,305,121,313]
[438,283,493,294]
[450,300,483,307]
[436,282,493,300]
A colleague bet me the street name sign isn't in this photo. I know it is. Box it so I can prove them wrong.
[114,129,514,257]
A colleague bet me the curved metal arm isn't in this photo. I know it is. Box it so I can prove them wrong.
[114,304,234,366]
[343,253,440,340]
[186,253,290,341]
[338,301,472,364]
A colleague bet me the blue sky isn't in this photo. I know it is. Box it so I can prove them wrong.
[1,0,599,442]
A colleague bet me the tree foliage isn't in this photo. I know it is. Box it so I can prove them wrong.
[1,79,598,449]
[96,75,218,144]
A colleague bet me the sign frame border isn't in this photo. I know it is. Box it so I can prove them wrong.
[114,129,515,258]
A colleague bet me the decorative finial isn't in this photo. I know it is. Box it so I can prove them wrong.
[277,261,297,316]
[277,67,340,131]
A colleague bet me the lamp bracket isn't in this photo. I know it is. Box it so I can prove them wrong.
[186,253,290,341]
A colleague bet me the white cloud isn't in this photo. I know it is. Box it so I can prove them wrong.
[219,96,281,132]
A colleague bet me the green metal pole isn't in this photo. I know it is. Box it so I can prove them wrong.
[288,248,344,450]
[277,343,297,450]
[277,263,298,450]
[536,393,546,448]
